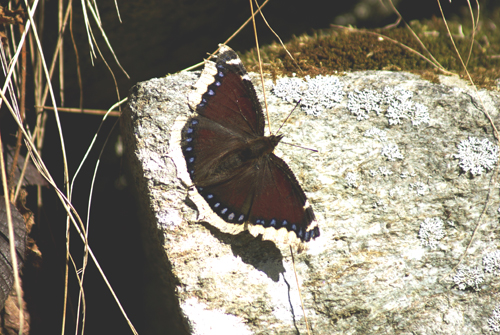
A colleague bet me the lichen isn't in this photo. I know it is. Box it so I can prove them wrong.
[489,305,500,332]
[411,103,430,126]
[347,89,382,120]
[378,166,393,176]
[483,250,500,276]
[381,143,404,161]
[454,136,498,176]
[452,265,485,291]
[418,217,445,249]
[272,75,344,115]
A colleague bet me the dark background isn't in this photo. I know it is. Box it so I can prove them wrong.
[4,0,495,334]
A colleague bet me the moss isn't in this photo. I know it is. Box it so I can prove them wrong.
[241,12,500,89]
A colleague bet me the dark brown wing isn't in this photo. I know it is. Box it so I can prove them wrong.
[248,154,318,242]
[188,45,265,138]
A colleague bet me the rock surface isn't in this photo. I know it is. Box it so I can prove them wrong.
[121,69,500,334]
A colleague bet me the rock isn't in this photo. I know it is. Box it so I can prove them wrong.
[121,69,500,334]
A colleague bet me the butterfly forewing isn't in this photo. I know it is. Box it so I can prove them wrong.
[192,52,265,139]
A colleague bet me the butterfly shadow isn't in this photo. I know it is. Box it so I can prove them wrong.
[199,222,286,282]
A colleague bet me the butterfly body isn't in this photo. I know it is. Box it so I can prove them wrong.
[181,45,319,243]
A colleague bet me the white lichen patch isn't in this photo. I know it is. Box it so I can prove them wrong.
[452,265,485,291]
[385,98,412,125]
[271,76,304,103]
[381,86,431,126]
[411,103,431,126]
[489,305,500,332]
[483,250,500,276]
[274,77,432,130]
[454,136,498,176]
[418,217,445,249]
[383,86,413,104]
[400,170,416,179]
[347,89,382,120]
[347,86,431,127]
[272,75,344,115]
[381,143,404,161]
[378,166,393,176]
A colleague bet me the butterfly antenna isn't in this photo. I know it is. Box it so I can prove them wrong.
[281,141,318,153]
[290,245,311,335]
[277,99,318,153]
[275,99,301,135]
[249,0,272,134]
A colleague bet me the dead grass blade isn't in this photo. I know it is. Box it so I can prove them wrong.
[1,86,138,334]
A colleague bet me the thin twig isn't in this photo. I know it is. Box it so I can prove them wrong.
[180,0,271,73]
[36,106,120,117]
[0,87,138,334]
[69,4,83,109]
[253,0,303,74]
[330,25,455,76]
[249,0,271,134]
[290,246,311,335]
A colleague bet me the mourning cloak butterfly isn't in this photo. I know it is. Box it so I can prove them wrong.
[181,45,319,244]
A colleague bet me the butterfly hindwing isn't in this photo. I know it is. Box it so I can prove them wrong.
[248,154,318,242]
[192,159,261,225]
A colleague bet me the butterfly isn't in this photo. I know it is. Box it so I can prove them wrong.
[181,45,319,244]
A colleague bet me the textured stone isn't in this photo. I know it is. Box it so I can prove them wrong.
[121,69,500,334]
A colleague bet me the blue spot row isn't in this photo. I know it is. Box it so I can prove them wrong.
[252,217,319,242]
[254,218,289,229]
[200,191,245,225]
[198,64,228,108]
[183,118,199,172]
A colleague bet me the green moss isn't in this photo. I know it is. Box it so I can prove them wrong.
[241,13,500,89]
